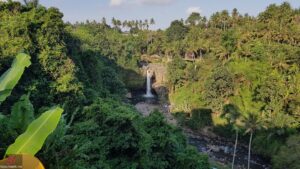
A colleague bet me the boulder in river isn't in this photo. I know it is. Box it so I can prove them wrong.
[126,92,132,99]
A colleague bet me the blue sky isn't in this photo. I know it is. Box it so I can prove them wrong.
[39,0,300,29]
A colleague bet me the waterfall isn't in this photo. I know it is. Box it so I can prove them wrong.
[144,70,154,98]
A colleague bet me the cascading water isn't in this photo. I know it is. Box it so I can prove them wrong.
[144,70,154,98]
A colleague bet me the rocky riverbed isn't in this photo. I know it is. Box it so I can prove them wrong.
[186,128,271,169]
[129,91,270,169]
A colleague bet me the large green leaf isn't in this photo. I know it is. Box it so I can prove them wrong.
[0,53,31,104]
[5,107,63,156]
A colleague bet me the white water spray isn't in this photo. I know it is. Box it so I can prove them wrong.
[144,70,154,98]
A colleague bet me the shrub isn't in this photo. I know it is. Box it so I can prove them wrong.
[272,135,300,169]
[187,109,213,130]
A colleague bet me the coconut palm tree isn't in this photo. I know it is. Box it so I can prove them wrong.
[24,0,39,7]
[241,113,265,169]
[139,20,143,30]
[222,104,241,169]
[231,87,266,169]
[112,17,117,28]
[150,18,155,25]
[144,19,149,30]
[122,20,128,29]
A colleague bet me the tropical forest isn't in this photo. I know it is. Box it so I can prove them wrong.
[0,0,299,169]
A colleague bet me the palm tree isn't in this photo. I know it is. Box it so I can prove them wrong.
[116,19,122,29]
[241,113,264,169]
[150,18,155,26]
[112,17,117,28]
[101,17,107,25]
[123,20,128,29]
[231,87,266,169]
[145,19,149,30]
[139,20,143,30]
[222,104,241,169]
[23,0,28,5]
[24,0,39,7]
[134,20,139,29]
[127,21,133,30]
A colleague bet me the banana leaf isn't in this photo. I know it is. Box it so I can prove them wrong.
[5,107,63,156]
[0,53,31,104]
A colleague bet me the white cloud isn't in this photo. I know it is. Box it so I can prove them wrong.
[110,0,175,6]
[186,6,201,14]
[139,0,174,5]
[110,0,124,6]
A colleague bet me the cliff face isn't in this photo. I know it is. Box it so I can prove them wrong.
[143,63,169,103]
[147,63,167,84]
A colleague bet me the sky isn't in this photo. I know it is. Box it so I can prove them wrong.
[37,0,300,29]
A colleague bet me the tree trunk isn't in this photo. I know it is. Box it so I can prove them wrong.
[247,132,253,169]
[231,130,238,169]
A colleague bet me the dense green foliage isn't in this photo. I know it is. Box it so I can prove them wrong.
[272,135,300,169]
[0,1,209,169]
[0,53,62,159]
[44,103,208,169]
[9,94,34,133]
[159,2,300,168]
[165,20,189,42]
[0,1,299,168]
[54,3,300,167]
